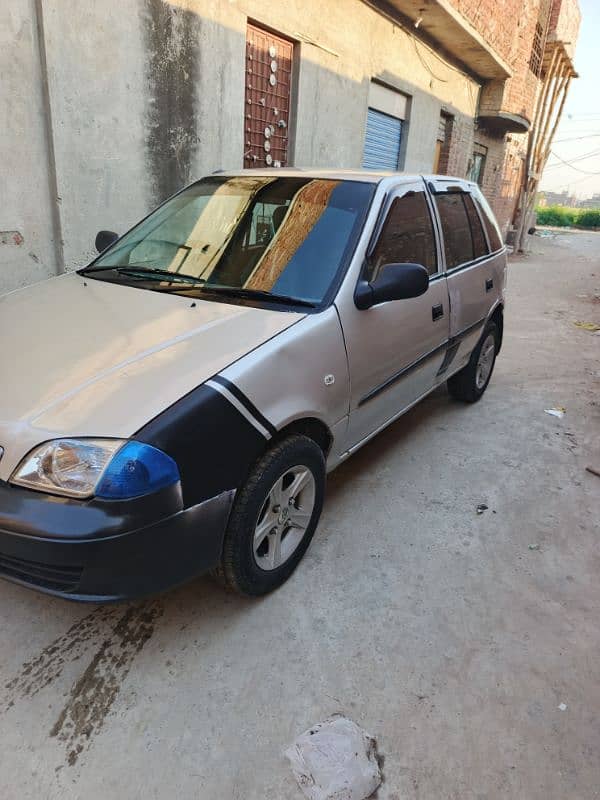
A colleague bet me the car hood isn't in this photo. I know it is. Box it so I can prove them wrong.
[0,273,304,479]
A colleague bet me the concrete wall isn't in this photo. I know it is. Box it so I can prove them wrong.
[1,0,60,293]
[549,0,581,59]
[1,0,484,294]
[41,1,150,272]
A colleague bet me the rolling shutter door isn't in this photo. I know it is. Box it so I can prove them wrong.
[362,109,402,170]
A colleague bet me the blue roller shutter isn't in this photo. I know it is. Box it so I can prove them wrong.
[362,108,402,170]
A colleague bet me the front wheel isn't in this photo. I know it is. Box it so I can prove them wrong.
[447,321,499,403]
[214,435,325,596]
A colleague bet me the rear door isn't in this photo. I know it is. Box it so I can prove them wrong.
[428,178,505,375]
[337,180,450,449]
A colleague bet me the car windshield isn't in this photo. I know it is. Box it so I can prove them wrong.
[88,176,375,306]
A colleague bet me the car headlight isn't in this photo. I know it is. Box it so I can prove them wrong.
[10,438,180,500]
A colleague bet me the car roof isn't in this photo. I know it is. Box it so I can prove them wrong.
[213,168,477,190]
[217,167,394,183]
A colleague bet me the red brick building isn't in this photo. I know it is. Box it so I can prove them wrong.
[423,0,581,235]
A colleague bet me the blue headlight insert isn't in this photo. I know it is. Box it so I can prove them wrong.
[95,441,180,500]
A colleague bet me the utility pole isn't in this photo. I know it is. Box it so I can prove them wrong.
[516,42,577,251]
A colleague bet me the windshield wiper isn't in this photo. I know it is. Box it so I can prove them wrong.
[81,266,316,307]
[81,265,205,285]
[199,286,317,308]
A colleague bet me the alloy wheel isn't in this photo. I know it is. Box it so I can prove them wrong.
[475,333,496,389]
[253,465,316,571]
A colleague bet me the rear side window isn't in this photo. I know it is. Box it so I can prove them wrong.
[368,191,438,279]
[473,192,503,252]
[463,194,488,259]
[435,193,474,268]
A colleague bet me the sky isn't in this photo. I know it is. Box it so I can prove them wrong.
[539,0,600,199]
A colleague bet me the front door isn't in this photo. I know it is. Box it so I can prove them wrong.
[338,182,450,449]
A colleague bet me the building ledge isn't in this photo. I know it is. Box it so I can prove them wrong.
[478,112,531,135]
[371,0,512,80]
[543,40,579,79]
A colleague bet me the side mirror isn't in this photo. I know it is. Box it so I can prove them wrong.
[354,262,429,310]
[95,230,119,253]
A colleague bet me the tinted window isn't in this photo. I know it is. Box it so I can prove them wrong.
[463,194,488,259]
[435,193,474,268]
[369,191,437,279]
[92,177,375,306]
[474,193,503,252]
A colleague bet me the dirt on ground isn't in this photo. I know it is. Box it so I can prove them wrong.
[0,231,598,799]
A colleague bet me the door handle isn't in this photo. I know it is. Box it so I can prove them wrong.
[486,278,494,292]
[432,303,444,321]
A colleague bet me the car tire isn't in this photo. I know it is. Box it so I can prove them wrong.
[213,434,325,596]
[447,321,499,403]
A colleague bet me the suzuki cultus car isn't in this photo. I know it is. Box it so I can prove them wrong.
[0,169,506,600]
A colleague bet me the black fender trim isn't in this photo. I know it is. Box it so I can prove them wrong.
[136,382,270,508]
[206,375,277,438]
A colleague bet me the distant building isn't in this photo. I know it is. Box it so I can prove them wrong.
[1,0,581,294]
[578,194,600,209]
[539,190,578,207]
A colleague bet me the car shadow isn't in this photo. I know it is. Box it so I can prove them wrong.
[325,384,450,504]
[1,384,455,622]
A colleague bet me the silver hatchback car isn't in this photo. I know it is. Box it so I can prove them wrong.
[0,169,506,601]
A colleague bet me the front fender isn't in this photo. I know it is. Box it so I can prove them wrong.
[219,307,350,445]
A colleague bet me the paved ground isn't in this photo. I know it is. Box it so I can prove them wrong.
[0,231,599,800]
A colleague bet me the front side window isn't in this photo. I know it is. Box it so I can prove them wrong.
[368,191,437,280]
[87,177,375,307]
[434,193,474,269]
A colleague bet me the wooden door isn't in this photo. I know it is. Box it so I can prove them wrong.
[244,24,293,168]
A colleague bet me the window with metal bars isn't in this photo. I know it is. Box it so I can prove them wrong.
[529,22,545,77]
[244,24,294,168]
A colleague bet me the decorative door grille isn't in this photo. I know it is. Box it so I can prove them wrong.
[244,24,294,168]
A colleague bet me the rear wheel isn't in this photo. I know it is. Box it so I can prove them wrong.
[214,435,325,596]
[447,322,498,403]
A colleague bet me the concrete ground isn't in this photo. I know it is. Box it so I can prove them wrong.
[0,232,599,800]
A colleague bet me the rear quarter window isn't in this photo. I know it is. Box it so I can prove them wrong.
[463,194,488,259]
[473,191,503,252]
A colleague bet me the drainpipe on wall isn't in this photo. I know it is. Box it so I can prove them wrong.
[33,0,65,275]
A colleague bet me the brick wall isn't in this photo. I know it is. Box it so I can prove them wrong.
[468,127,528,236]
[438,0,579,238]
[437,114,453,174]
[504,63,540,122]
[474,130,505,197]
[450,0,580,68]
[450,0,528,65]
[477,0,550,123]
[548,0,581,58]
[445,112,476,178]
